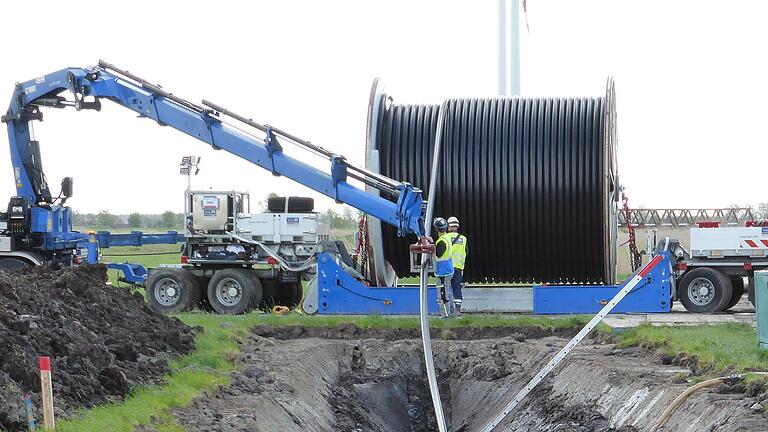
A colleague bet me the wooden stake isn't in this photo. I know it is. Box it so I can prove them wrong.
[38,356,54,431]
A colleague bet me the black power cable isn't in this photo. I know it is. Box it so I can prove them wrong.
[373,85,617,285]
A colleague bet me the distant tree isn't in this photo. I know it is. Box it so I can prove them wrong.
[96,210,115,228]
[161,210,177,228]
[127,212,143,228]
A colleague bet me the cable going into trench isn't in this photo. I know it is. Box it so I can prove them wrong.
[419,101,449,431]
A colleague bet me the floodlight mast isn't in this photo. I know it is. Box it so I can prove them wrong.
[179,155,200,236]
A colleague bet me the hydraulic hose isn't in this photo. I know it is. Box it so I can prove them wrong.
[227,232,317,272]
[370,80,618,284]
[419,101,449,432]
[648,372,768,432]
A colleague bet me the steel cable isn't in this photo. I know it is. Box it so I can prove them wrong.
[373,85,617,284]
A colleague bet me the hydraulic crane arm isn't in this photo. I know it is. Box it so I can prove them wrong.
[1,61,425,237]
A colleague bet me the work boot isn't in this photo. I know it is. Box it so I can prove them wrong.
[454,303,463,316]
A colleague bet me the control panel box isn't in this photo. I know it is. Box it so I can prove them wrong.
[191,192,230,231]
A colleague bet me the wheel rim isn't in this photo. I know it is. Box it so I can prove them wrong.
[215,278,242,306]
[688,277,716,306]
[155,277,181,306]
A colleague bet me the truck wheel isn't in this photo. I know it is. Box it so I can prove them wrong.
[679,268,733,313]
[723,277,746,310]
[278,282,303,308]
[258,280,280,312]
[207,269,262,314]
[0,258,31,270]
[146,269,199,313]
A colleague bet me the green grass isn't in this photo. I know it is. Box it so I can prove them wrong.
[56,313,260,432]
[616,323,768,375]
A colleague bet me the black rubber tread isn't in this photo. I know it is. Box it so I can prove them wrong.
[0,258,31,270]
[678,268,733,313]
[206,268,261,315]
[146,268,198,314]
[723,277,746,310]
[374,93,615,284]
[266,196,314,213]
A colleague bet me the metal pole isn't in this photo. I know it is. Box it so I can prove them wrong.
[499,0,521,96]
[480,254,665,431]
[419,101,449,432]
[498,0,507,96]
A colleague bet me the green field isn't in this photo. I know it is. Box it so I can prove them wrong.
[101,244,181,286]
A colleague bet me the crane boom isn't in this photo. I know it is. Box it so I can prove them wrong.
[1,61,425,262]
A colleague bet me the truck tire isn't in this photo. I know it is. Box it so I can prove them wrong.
[679,267,733,313]
[278,282,303,308]
[0,258,31,270]
[207,269,262,314]
[267,196,314,213]
[258,280,280,312]
[723,277,746,310]
[146,268,200,314]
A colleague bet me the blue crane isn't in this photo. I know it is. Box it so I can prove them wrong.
[0,61,425,271]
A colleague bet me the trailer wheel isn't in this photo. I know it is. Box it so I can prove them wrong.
[279,282,303,308]
[679,268,733,313]
[146,269,199,313]
[258,280,280,312]
[207,269,262,314]
[0,258,31,270]
[723,277,746,310]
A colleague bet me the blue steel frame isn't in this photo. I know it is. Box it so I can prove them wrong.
[316,253,439,314]
[3,66,425,239]
[533,251,674,314]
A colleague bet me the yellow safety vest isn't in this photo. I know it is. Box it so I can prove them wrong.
[445,232,467,270]
[434,234,454,277]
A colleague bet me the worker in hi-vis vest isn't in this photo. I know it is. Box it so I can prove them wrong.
[433,217,455,318]
[446,216,467,315]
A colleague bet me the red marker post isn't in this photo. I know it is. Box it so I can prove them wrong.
[39,356,54,431]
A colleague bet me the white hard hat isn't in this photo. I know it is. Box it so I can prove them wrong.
[447,216,459,227]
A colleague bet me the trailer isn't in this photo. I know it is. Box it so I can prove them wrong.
[144,191,330,314]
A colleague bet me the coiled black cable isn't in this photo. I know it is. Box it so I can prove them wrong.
[373,86,617,284]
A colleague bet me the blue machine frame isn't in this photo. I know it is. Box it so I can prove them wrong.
[316,253,439,315]
[533,251,673,314]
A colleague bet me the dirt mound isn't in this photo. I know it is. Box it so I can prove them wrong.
[0,264,195,430]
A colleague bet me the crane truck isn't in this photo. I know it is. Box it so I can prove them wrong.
[1,60,426,314]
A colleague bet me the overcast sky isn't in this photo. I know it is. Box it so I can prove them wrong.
[1,1,766,214]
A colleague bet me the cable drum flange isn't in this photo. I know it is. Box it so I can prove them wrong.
[365,79,618,285]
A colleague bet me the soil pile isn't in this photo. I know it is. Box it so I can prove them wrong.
[0,264,195,430]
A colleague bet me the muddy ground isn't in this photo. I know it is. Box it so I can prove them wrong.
[0,265,195,430]
[171,324,767,431]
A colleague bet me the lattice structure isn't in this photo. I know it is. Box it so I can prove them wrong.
[619,208,756,227]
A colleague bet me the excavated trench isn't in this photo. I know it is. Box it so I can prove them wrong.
[175,325,767,431]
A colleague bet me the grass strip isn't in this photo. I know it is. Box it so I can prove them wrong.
[616,322,768,375]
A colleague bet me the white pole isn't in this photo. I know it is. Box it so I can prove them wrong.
[499,0,521,97]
